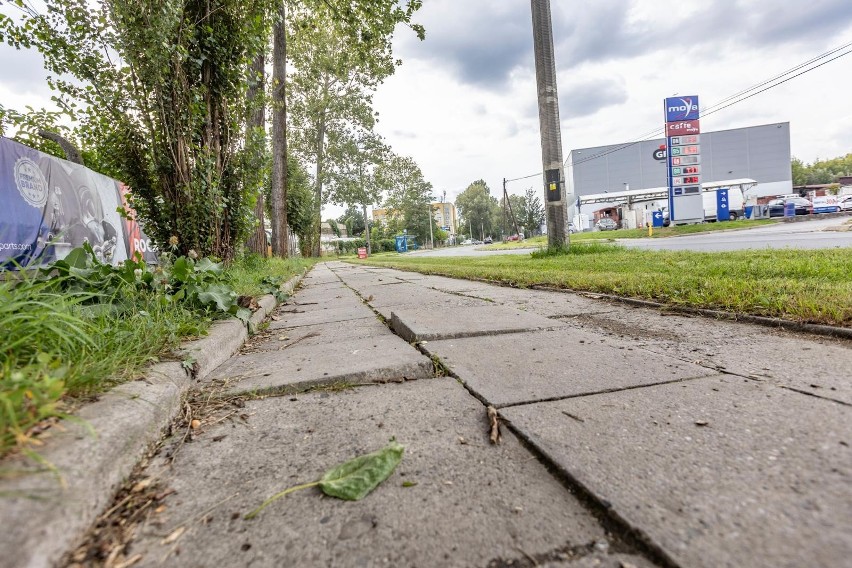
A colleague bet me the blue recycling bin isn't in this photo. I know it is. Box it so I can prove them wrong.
[784,202,796,217]
[395,235,407,253]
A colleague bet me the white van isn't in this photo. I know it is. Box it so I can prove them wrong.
[702,187,745,221]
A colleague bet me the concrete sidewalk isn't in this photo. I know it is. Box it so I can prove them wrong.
[70,262,851,567]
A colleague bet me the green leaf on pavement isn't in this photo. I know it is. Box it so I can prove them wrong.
[244,440,404,519]
[319,440,404,501]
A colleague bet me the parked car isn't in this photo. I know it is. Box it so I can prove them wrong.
[483,237,493,244]
[767,197,812,217]
[839,195,852,212]
[461,239,473,245]
[595,217,618,231]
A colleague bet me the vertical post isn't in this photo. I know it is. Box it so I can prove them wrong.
[428,202,434,249]
[530,0,569,248]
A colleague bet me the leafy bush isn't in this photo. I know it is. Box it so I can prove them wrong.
[44,243,251,322]
[0,244,275,458]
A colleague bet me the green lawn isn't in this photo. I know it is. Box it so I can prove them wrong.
[355,243,852,327]
[482,219,778,250]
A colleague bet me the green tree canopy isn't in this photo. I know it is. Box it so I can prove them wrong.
[792,154,852,186]
[455,179,499,240]
[338,205,366,237]
[378,155,435,245]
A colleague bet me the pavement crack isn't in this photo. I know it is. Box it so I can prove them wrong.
[779,386,852,407]
[496,374,721,410]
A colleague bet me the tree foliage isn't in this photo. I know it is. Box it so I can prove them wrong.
[338,205,366,237]
[378,155,434,245]
[792,154,852,186]
[455,180,500,239]
[1,0,277,260]
[286,1,419,255]
[0,0,425,260]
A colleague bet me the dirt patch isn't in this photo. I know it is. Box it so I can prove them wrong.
[567,313,683,342]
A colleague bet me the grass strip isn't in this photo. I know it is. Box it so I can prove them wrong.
[354,243,852,327]
[482,219,778,250]
[0,254,308,459]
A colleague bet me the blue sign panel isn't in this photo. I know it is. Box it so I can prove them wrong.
[652,211,664,228]
[664,96,700,121]
[716,189,729,222]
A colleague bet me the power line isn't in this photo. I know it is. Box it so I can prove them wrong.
[505,40,852,183]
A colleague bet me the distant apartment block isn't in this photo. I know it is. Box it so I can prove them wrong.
[372,202,458,234]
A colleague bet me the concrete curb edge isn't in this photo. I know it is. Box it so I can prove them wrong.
[0,267,309,568]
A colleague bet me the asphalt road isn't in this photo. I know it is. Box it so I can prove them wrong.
[412,216,852,256]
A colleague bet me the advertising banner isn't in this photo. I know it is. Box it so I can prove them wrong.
[812,195,840,214]
[0,136,157,269]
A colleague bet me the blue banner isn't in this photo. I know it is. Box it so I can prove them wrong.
[0,136,157,269]
[716,188,730,222]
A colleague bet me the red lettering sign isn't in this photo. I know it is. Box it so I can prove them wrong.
[666,119,701,137]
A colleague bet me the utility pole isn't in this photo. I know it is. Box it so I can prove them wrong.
[503,177,521,238]
[530,0,569,248]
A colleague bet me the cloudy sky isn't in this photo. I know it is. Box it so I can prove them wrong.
[2,0,851,219]
[367,0,852,213]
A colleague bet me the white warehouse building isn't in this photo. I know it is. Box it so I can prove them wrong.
[565,122,793,204]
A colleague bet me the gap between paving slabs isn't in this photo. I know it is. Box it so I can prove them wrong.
[0,269,309,568]
[336,263,832,567]
[343,263,852,567]
[329,263,705,567]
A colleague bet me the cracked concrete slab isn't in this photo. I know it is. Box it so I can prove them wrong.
[558,309,852,405]
[501,375,852,568]
[269,303,377,329]
[371,295,492,322]
[470,287,598,318]
[213,335,434,395]
[390,304,566,342]
[422,329,716,407]
[246,318,391,352]
[123,380,626,568]
[276,295,365,313]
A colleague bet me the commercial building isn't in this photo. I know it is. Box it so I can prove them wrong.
[565,122,793,202]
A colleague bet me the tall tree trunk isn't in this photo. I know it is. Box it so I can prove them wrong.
[312,105,327,257]
[246,53,268,256]
[270,4,289,257]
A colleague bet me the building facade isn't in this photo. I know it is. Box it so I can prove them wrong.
[432,201,458,235]
[372,202,458,235]
[565,122,793,200]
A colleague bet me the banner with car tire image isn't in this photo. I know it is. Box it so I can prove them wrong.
[0,136,157,270]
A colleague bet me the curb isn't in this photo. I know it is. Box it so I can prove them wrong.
[0,268,308,568]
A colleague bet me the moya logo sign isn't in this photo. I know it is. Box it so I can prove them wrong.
[665,96,700,121]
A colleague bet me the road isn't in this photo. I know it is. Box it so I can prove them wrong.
[412,216,852,256]
[619,216,852,251]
